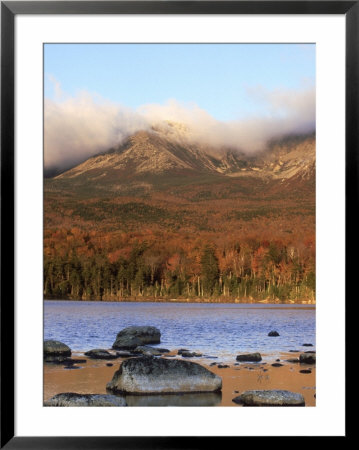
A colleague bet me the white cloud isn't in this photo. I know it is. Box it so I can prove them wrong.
[44,80,315,171]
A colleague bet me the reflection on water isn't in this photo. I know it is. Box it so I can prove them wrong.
[113,391,222,407]
[44,301,315,362]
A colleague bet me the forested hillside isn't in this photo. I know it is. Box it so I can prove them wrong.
[44,130,315,303]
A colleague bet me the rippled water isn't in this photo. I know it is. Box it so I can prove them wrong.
[44,300,315,362]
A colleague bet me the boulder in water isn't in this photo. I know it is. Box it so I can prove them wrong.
[268,331,280,337]
[299,353,316,364]
[112,326,161,350]
[232,390,305,406]
[106,355,222,394]
[44,340,71,362]
[236,353,262,362]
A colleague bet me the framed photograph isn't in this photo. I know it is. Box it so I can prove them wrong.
[1,1,354,446]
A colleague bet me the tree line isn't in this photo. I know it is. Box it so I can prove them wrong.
[44,238,315,303]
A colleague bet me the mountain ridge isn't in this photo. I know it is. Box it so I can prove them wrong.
[54,125,315,185]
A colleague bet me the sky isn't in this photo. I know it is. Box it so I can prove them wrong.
[44,43,315,171]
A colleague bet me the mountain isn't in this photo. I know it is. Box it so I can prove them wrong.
[55,123,315,186]
[45,123,315,241]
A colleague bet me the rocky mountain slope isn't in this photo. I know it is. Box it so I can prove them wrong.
[55,122,315,185]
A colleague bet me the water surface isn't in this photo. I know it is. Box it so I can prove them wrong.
[44,300,315,362]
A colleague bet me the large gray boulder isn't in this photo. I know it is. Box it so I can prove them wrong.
[236,352,262,362]
[112,326,161,350]
[44,393,126,407]
[233,390,305,406]
[106,355,222,394]
[44,340,71,361]
[299,353,316,364]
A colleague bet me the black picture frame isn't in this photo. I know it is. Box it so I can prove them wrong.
[1,1,354,447]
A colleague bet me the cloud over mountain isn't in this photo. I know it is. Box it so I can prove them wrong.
[44,83,315,172]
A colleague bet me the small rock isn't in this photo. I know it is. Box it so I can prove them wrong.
[268,331,280,337]
[217,365,229,369]
[289,350,300,352]
[302,343,313,347]
[61,359,86,366]
[285,358,300,363]
[233,390,305,406]
[64,366,81,370]
[299,369,312,374]
[276,358,280,362]
[181,351,202,358]
[106,363,114,367]
[84,349,118,360]
[177,349,190,355]
[210,362,217,366]
[299,353,316,364]
[116,350,137,358]
[236,353,262,362]
[44,393,126,407]
[135,346,170,356]
[271,363,283,367]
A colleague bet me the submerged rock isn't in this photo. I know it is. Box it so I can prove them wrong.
[44,393,126,407]
[84,349,118,360]
[302,343,313,347]
[285,358,300,363]
[232,390,305,406]
[106,355,222,394]
[112,326,161,350]
[44,340,71,362]
[236,353,262,362]
[299,353,316,364]
[268,331,280,337]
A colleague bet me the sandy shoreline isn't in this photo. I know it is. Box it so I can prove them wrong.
[44,351,316,407]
